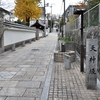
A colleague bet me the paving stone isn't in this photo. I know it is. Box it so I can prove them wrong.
[35,98,40,100]
[37,68,47,72]
[98,97,100,100]
[16,81,41,88]
[6,97,35,100]
[17,65,31,68]
[32,76,46,81]
[1,64,17,68]
[0,81,18,87]
[0,71,16,78]
[11,74,33,81]
[31,65,46,68]
[5,68,21,72]
[15,71,26,75]
[0,68,5,71]
[20,68,37,72]
[24,89,42,97]
[0,97,6,100]
[34,71,45,76]
[0,88,26,96]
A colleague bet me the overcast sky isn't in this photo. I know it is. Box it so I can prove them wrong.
[1,0,83,15]
[41,0,83,15]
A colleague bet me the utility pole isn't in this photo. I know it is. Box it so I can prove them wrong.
[50,5,52,33]
[63,0,66,37]
[44,0,46,36]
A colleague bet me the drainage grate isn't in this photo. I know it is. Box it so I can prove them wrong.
[31,49,40,51]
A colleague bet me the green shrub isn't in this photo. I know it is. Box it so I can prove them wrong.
[60,36,74,42]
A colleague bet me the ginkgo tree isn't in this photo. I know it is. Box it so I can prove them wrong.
[14,0,42,26]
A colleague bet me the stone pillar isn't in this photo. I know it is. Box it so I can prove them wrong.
[43,26,46,37]
[36,28,39,40]
[12,44,16,51]
[22,41,25,47]
[33,38,36,42]
[86,39,98,90]
[0,18,4,53]
[29,39,31,44]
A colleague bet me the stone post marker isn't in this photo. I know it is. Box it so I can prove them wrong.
[0,18,4,53]
[29,39,31,43]
[12,44,16,51]
[22,41,25,47]
[86,39,98,90]
[36,28,39,40]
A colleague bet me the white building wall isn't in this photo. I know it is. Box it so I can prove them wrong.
[4,28,35,46]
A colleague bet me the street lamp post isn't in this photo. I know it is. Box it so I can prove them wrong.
[74,8,86,72]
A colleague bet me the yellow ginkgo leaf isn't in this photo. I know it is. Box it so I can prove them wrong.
[14,0,42,26]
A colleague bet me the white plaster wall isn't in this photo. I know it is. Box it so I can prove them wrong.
[4,28,36,46]
[46,28,49,35]
[39,31,43,37]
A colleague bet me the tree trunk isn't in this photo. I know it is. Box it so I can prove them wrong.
[26,17,30,26]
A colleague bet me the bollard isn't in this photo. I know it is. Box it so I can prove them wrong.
[12,44,16,51]
[22,41,25,47]
[29,39,31,44]
[36,28,39,40]
[64,54,71,69]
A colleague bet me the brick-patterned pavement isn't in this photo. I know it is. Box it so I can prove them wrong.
[48,61,100,100]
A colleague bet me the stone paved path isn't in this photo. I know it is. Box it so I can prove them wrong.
[0,32,57,100]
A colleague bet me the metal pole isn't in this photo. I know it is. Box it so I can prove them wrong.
[74,8,86,73]
[59,16,60,33]
[64,0,65,25]
[62,0,66,37]
[62,16,63,37]
[80,12,84,72]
